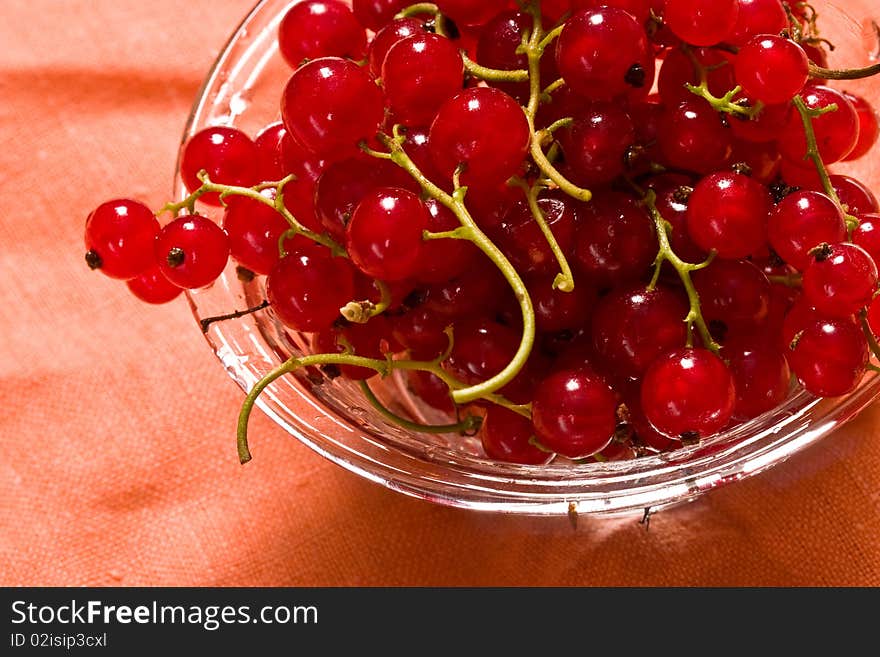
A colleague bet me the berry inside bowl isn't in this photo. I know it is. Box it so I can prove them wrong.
[170,0,880,515]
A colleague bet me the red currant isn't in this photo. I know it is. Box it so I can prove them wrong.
[180,127,259,206]
[84,199,160,280]
[346,187,429,281]
[278,0,366,68]
[281,57,384,162]
[154,215,230,289]
[531,367,618,458]
[641,347,736,439]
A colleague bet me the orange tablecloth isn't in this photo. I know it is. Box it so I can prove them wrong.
[2,0,879,587]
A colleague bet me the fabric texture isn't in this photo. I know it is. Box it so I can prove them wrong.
[1,0,879,586]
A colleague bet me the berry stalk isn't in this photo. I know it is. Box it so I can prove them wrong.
[368,131,538,405]
[791,95,859,231]
[237,349,530,463]
[642,189,720,354]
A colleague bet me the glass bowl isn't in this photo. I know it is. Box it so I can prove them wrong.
[175,0,880,515]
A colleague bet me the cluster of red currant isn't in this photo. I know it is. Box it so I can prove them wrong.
[84,0,880,466]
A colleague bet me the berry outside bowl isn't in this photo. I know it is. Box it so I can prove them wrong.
[176,0,880,516]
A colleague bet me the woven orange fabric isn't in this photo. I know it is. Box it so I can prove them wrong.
[1,0,879,587]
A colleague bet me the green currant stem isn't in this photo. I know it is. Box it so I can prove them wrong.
[522,7,592,203]
[358,380,482,435]
[791,95,860,232]
[541,78,566,98]
[537,24,565,52]
[511,177,575,292]
[462,53,529,82]
[643,189,720,354]
[237,351,529,462]
[543,117,573,136]
[396,2,437,19]
[808,62,880,80]
[160,171,345,256]
[767,273,803,288]
[372,133,537,406]
[682,47,761,119]
[340,280,392,324]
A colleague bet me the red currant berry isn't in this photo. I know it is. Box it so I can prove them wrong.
[662,0,739,47]
[481,406,551,465]
[126,265,183,305]
[267,248,355,332]
[531,367,618,458]
[573,191,657,286]
[314,157,415,242]
[407,369,454,413]
[692,259,771,331]
[555,7,653,101]
[788,317,868,397]
[591,284,689,378]
[729,0,788,46]
[528,276,595,334]
[281,57,384,162]
[724,340,791,421]
[853,214,880,265]
[558,102,636,186]
[435,0,508,26]
[734,35,809,105]
[278,0,366,68]
[155,215,230,289]
[84,199,160,280]
[392,306,450,359]
[429,87,530,188]
[346,187,429,281]
[841,90,880,162]
[641,347,736,439]
[729,101,791,144]
[768,190,847,272]
[367,17,424,77]
[423,260,510,319]
[830,174,879,215]
[382,33,464,126]
[352,0,411,31]
[802,242,878,319]
[685,171,771,259]
[657,100,733,174]
[222,192,290,276]
[778,85,860,165]
[180,127,259,206]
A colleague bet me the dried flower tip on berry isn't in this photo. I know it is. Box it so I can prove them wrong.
[85,250,103,270]
[808,242,834,262]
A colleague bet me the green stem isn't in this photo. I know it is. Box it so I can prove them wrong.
[513,178,575,292]
[809,61,880,80]
[522,6,592,203]
[396,2,437,18]
[682,48,762,119]
[643,190,720,355]
[791,95,859,232]
[359,381,482,435]
[462,53,528,82]
[237,350,529,462]
[159,172,345,256]
[373,133,537,406]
